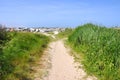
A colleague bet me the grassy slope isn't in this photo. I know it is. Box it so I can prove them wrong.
[56,28,73,39]
[68,23,120,80]
[0,32,49,80]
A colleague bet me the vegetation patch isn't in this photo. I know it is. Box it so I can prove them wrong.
[57,28,73,39]
[0,30,49,80]
[68,23,120,80]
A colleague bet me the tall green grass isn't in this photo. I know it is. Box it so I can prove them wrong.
[68,23,120,80]
[0,32,49,80]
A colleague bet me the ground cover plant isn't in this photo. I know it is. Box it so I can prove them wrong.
[0,31,49,80]
[68,23,120,80]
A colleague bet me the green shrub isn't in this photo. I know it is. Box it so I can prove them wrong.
[0,27,10,51]
[0,32,49,80]
[68,23,120,80]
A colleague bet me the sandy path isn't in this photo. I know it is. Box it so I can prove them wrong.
[43,40,97,80]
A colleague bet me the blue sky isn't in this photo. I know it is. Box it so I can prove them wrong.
[0,0,120,27]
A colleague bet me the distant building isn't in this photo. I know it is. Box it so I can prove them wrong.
[9,28,15,32]
[53,31,59,34]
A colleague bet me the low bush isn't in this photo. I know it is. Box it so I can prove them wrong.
[0,32,49,80]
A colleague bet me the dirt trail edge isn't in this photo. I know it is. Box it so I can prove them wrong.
[40,40,97,80]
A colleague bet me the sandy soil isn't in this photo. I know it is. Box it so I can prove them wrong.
[33,49,51,80]
[42,40,97,80]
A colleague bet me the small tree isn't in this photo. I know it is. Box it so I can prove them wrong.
[0,24,10,55]
[0,25,8,44]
